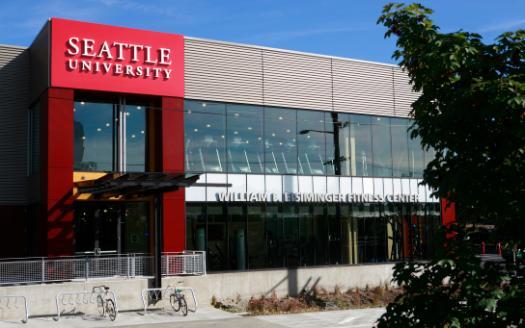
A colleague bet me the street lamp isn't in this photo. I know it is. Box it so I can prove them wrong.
[299,113,347,175]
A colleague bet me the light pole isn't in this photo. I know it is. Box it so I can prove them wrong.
[299,113,347,176]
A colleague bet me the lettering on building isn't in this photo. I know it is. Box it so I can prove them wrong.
[64,37,173,79]
[216,192,420,203]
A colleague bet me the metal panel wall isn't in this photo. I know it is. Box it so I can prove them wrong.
[332,59,395,116]
[393,67,420,117]
[185,37,418,118]
[0,45,30,205]
[184,38,263,105]
[262,50,332,111]
[29,22,50,102]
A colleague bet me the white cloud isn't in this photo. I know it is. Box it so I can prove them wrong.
[478,18,525,33]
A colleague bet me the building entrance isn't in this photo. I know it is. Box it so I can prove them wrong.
[74,202,150,255]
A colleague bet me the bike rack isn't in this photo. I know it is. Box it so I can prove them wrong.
[0,295,29,323]
[54,290,118,321]
[141,286,198,315]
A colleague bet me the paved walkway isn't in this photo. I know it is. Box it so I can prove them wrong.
[0,307,385,328]
[0,307,237,328]
[258,308,385,328]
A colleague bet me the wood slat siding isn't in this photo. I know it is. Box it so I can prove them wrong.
[0,45,30,205]
[393,67,419,117]
[332,59,395,116]
[262,50,332,111]
[184,39,264,105]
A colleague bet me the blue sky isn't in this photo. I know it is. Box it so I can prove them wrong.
[1,0,524,64]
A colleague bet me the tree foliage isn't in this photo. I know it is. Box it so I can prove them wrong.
[376,3,525,327]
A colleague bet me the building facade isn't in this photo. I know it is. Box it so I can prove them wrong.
[0,18,454,270]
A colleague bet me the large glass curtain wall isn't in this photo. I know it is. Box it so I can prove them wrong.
[185,100,432,178]
[187,203,441,271]
[74,96,148,172]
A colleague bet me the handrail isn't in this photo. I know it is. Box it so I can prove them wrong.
[0,251,206,285]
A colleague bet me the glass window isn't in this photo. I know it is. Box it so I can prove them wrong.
[408,125,425,177]
[326,205,340,264]
[74,100,116,171]
[329,112,350,176]
[298,205,315,265]
[124,102,147,172]
[185,101,226,172]
[265,204,284,267]
[349,115,373,176]
[264,107,297,174]
[355,203,387,263]
[186,205,206,252]
[282,204,299,266]
[227,104,264,173]
[391,118,410,177]
[371,116,393,177]
[207,205,227,271]
[228,205,246,270]
[314,205,329,265]
[122,202,149,253]
[340,204,357,264]
[424,146,436,170]
[247,205,266,269]
[297,110,326,175]
[384,203,404,261]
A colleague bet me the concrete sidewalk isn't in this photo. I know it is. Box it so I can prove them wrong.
[258,308,385,328]
[0,306,238,328]
[0,307,385,328]
[122,308,385,328]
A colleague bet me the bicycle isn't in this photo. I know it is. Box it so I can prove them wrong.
[169,288,188,316]
[92,285,117,321]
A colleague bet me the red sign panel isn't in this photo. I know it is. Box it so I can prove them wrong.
[50,18,184,97]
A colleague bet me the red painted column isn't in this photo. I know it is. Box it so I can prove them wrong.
[40,88,75,256]
[440,198,457,226]
[161,97,185,252]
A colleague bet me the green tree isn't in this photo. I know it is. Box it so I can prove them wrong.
[376,3,525,327]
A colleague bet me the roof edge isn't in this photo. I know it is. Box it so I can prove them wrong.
[0,44,28,50]
[184,36,399,68]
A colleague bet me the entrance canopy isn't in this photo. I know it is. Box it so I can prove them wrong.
[75,172,207,199]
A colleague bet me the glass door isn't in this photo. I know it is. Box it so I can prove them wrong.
[74,202,150,255]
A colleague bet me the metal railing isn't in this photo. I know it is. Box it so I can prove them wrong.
[0,251,206,285]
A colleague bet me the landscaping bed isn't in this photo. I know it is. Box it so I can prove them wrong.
[211,285,401,315]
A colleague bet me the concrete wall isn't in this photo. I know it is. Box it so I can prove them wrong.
[0,264,394,318]
[173,264,395,303]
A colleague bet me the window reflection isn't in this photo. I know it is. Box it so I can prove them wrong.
[371,116,393,177]
[391,118,410,177]
[185,101,226,172]
[183,100,427,178]
[125,102,146,172]
[227,105,264,173]
[74,100,115,171]
[297,110,327,175]
[187,203,441,271]
[350,115,373,176]
[264,108,297,174]
[408,125,425,177]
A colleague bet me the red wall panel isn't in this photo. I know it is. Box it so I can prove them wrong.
[441,198,457,226]
[161,97,185,252]
[40,88,75,256]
